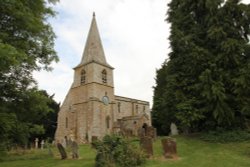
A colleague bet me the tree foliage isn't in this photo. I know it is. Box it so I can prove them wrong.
[0,0,59,150]
[152,0,250,135]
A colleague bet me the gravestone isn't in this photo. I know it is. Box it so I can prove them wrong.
[161,137,177,159]
[41,140,45,149]
[62,138,67,148]
[71,141,79,159]
[35,138,39,149]
[68,138,73,147]
[145,127,157,139]
[170,123,178,136]
[140,136,153,158]
[57,143,67,159]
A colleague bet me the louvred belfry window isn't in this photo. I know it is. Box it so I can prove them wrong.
[102,69,107,83]
[81,69,86,84]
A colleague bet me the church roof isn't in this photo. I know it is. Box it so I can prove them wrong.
[75,12,113,69]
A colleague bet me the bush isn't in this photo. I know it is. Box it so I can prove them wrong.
[200,129,250,143]
[92,135,146,167]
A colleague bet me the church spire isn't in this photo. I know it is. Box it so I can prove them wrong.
[78,12,111,67]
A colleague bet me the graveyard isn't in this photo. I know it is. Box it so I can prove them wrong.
[1,135,250,167]
[1,1,250,167]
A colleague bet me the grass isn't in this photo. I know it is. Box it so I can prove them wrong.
[1,136,250,167]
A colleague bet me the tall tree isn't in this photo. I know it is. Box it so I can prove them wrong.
[152,0,250,134]
[0,0,58,151]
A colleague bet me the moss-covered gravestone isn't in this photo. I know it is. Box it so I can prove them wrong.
[161,137,177,159]
[71,141,79,159]
[140,136,153,158]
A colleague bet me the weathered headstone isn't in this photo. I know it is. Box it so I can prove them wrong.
[57,143,67,159]
[146,127,156,139]
[62,138,67,148]
[35,138,39,149]
[41,140,45,149]
[161,137,177,159]
[140,136,153,158]
[68,138,73,147]
[71,141,79,159]
[170,123,178,136]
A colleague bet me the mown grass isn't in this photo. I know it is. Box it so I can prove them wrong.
[1,136,250,167]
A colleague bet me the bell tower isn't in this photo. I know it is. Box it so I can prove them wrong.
[55,13,151,144]
[71,12,115,141]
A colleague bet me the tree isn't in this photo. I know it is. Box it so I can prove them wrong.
[0,0,58,150]
[152,0,250,134]
[37,92,60,142]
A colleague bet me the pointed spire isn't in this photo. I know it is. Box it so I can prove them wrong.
[79,13,111,68]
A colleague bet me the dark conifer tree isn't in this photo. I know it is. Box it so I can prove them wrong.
[152,0,250,134]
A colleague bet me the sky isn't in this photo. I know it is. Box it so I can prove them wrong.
[34,0,250,106]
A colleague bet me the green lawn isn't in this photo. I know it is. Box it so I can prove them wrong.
[1,136,250,167]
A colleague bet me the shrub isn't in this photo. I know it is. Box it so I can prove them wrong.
[92,135,146,167]
[200,129,250,143]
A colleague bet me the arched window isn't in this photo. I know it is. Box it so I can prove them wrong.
[66,117,68,128]
[136,105,138,114]
[102,69,107,83]
[118,102,121,113]
[106,116,110,129]
[81,69,86,84]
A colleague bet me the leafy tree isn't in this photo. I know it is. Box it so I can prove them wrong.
[36,92,60,142]
[0,0,58,150]
[152,0,250,134]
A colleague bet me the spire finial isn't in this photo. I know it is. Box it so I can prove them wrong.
[93,12,95,17]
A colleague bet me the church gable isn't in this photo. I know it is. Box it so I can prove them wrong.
[55,13,151,143]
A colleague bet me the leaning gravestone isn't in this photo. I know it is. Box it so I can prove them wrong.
[71,141,79,159]
[140,136,153,158]
[57,143,67,159]
[170,123,179,136]
[161,137,177,159]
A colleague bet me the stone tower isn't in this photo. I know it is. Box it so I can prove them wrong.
[55,13,115,143]
[55,13,151,144]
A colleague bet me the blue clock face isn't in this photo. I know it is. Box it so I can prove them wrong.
[102,96,109,105]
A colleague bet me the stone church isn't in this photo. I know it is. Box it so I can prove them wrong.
[55,13,151,143]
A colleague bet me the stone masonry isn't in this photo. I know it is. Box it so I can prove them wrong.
[55,13,151,143]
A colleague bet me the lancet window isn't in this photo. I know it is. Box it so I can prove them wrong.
[102,69,107,83]
[81,69,86,84]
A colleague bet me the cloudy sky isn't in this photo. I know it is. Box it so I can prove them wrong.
[34,0,250,106]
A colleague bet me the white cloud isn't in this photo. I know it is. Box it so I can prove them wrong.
[35,0,250,105]
[34,0,171,106]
